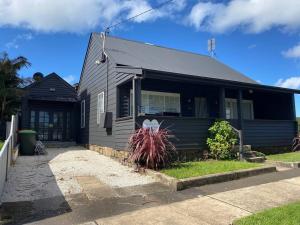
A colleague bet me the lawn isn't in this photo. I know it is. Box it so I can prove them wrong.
[267,152,300,162]
[234,201,300,225]
[160,161,263,179]
[0,141,3,150]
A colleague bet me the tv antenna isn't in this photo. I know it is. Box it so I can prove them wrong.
[208,38,216,57]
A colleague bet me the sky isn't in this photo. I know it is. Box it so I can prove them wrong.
[1,0,300,115]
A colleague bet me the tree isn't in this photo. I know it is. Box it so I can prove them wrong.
[0,52,31,121]
[32,72,44,82]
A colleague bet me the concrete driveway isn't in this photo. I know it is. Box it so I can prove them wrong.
[0,146,164,224]
[1,146,155,203]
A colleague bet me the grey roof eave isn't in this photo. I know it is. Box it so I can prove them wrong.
[143,68,300,94]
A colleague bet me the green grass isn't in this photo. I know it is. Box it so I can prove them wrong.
[160,161,263,179]
[267,152,300,162]
[234,201,300,225]
[0,141,3,150]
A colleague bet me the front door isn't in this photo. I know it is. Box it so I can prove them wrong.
[30,110,72,141]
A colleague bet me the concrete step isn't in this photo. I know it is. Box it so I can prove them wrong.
[245,157,265,163]
[44,141,77,148]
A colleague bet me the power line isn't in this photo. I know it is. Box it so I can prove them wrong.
[105,0,174,33]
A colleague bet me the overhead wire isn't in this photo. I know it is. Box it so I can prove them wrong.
[104,0,175,33]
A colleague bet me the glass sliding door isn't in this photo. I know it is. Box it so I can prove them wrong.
[30,110,72,141]
[52,112,63,141]
[38,111,50,141]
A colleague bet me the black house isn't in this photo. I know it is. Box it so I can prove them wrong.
[21,73,78,142]
[78,34,300,156]
[21,34,300,157]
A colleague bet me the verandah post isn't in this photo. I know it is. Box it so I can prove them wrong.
[219,87,226,119]
[132,76,142,130]
[237,89,244,160]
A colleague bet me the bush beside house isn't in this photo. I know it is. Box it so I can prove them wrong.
[207,120,238,160]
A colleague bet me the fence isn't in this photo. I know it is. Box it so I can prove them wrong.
[0,115,18,199]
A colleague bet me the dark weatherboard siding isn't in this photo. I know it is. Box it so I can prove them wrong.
[79,34,136,149]
[26,73,77,101]
[79,34,117,148]
[243,120,297,147]
[115,118,134,150]
[136,116,212,151]
[135,116,296,151]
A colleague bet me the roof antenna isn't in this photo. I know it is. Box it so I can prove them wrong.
[208,38,216,58]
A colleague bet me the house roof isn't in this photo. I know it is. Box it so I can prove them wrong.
[94,33,258,85]
[24,73,77,102]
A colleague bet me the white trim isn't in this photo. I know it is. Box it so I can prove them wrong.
[130,90,181,115]
[225,98,254,120]
[81,100,85,128]
[242,99,254,120]
[97,92,105,125]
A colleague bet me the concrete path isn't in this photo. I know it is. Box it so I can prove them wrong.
[96,174,300,225]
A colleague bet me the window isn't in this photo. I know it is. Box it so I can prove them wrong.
[38,111,49,140]
[225,98,254,120]
[225,98,238,119]
[30,110,35,129]
[97,92,105,124]
[81,100,85,128]
[242,100,254,120]
[130,90,180,115]
[195,97,208,118]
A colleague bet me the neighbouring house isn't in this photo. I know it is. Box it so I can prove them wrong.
[21,73,78,142]
[21,34,300,157]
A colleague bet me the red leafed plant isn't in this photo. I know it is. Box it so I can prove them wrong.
[128,126,176,170]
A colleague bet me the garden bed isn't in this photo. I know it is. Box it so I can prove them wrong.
[267,152,300,168]
[233,201,300,225]
[146,161,276,191]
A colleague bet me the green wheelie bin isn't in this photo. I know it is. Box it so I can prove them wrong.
[19,130,37,155]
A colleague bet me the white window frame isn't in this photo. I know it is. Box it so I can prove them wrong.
[242,99,254,120]
[81,100,85,128]
[130,90,181,115]
[225,98,237,119]
[97,92,105,125]
[225,98,254,120]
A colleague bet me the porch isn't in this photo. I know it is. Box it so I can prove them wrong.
[116,74,297,152]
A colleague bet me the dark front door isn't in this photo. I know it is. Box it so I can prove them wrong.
[30,110,72,141]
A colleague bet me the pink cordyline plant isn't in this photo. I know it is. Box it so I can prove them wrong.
[128,126,176,170]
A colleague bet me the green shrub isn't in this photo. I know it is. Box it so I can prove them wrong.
[207,120,238,160]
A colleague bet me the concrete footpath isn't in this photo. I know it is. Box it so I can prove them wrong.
[3,168,300,225]
[95,170,300,225]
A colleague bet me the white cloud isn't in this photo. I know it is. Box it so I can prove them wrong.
[187,0,300,33]
[5,33,33,49]
[282,43,300,58]
[276,77,300,89]
[0,0,186,33]
[256,79,262,84]
[63,75,76,84]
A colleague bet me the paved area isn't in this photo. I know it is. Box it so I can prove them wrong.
[1,146,155,203]
[2,148,300,225]
[96,175,300,225]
